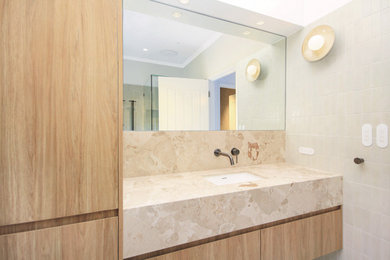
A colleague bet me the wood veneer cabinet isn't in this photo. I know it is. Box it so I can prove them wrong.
[148,231,261,260]
[0,0,119,225]
[260,209,342,260]
[0,217,118,259]
[0,0,121,258]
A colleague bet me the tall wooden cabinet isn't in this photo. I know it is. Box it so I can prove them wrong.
[0,0,121,258]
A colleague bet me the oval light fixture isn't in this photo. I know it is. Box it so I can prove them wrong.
[245,59,261,82]
[302,25,335,62]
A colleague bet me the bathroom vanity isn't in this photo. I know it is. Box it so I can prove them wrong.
[123,163,343,259]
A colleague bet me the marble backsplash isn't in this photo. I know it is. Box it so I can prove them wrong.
[123,131,285,177]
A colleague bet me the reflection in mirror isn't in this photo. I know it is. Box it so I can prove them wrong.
[123,0,286,131]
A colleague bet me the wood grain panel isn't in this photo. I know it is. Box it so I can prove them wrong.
[0,209,117,236]
[0,0,119,225]
[147,230,260,260]
[260,209,342,260]
[117,0,124,258]
[0,217,118,259]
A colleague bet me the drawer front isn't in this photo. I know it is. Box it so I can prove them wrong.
[0,217,118,260]
[148,230,260,260]
[261,209,342,260]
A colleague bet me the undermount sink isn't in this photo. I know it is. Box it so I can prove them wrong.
[204,172,262,186]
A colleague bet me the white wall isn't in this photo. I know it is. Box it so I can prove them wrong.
[286,0,390,259]
[123,59,184,86]
[183,34,267,79]
[236,40,286,130]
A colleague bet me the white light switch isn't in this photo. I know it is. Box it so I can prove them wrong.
[376,124,388,148]
[362,124,373,147]
[299,146,315,155]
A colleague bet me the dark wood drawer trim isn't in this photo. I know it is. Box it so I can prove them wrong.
[0,209,118,236]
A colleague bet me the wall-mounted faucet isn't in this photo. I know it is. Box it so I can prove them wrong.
[214,149,235,165]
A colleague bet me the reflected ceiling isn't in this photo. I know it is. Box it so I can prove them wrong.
[123,10,222,68]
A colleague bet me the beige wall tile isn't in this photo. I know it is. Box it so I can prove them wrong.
[287,0,390,259]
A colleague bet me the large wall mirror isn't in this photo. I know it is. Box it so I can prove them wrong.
[123,0,286,131]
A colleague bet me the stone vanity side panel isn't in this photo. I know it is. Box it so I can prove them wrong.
[123,131,285,177]
[123,177,343,258]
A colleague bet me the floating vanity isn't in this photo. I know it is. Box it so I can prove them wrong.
[123,163,343,259]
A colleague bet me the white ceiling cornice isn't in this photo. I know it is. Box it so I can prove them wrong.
[180,33,222,68]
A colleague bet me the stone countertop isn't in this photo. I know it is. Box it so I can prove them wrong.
[123,163,343,258]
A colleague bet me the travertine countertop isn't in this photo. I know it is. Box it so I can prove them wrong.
[123,163,342,258]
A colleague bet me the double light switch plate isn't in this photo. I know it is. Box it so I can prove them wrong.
[362,124,388,148]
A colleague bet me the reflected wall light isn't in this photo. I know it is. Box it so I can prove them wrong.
[245,59,261,82]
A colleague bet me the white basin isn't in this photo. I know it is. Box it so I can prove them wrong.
[204,172,262,186]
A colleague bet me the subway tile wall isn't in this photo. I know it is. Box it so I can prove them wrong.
[286,0,390,259]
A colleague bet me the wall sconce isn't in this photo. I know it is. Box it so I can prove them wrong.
[245,59,261,82]
[302,25,335,62]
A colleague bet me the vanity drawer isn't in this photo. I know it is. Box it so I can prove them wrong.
[0,217,118,260]
[260,209,342,260]
[148,230,260,260]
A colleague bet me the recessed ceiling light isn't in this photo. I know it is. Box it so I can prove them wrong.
[143,48,149,52]
[256,21,265,26]
[179,0,190,4]
[160,49,178,57]
[172,12,182,18]
[243,31,251,35]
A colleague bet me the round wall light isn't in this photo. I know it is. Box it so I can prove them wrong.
[308,34,325,51]
[302,25,335,62]
[245,59,261,82]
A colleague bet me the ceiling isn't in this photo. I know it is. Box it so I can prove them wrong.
[153,0,351,29]
[123,0,286,69]
[216,0,352,26]
[150,0,302,36]
[123,10,222,68]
